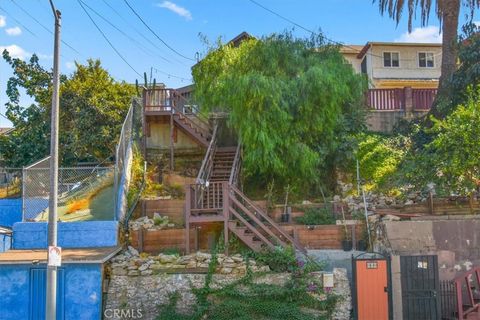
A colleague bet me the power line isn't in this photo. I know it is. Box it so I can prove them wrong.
[80,1,172,64]
[0,5,37,37]
[77,0,142,77]
[101,0,179,64]
[153,67,192,82]
[9,0,82,56]
[247,0,389,60]
[122,0,195,61]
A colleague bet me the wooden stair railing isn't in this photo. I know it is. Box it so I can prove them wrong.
[196,123,218,184]
[454,266,480,319]
[143,88,212,146]
[229,185,307,254]
[229,144,242,187]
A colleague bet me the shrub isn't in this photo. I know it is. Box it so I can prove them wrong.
[295,207,335,225]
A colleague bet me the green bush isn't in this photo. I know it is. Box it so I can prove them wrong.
[355,133,408,191]
[253,246,298,272]
[295,207,335,225]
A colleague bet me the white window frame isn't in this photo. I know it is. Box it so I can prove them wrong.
[418,51,435,68]
[383,51,400,68]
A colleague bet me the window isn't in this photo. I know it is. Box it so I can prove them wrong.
[383,52,399,67]
[419,52,434,68]
[361,58,367,74]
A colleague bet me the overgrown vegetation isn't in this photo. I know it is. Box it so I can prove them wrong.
[157,247,336,320]
[353,24,480,198]
[193,31,367,195]
[295,207,336,226]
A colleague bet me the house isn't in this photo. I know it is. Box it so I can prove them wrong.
[340,42,442,132]
[341,41,442,89]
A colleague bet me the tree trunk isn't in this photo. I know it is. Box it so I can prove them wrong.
[431,0,460,118]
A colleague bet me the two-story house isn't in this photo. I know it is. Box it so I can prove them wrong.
[341,42,442,132]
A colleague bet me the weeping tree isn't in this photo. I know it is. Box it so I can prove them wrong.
[373,0,479,117]
[192,32,367,193]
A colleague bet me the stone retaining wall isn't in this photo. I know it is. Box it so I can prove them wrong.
[104,260,351,320]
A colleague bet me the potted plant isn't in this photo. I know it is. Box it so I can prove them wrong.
[357,221,369,251]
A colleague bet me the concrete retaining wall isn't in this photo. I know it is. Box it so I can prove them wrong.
[381,218,480,279]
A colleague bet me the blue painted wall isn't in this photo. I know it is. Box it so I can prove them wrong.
[0,198,22,227]
[0,198,22,252]
[0,263,103,320]
[13,221,118,249]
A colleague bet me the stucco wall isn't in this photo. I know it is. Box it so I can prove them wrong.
[0,199,21,252]
[369,44,442,81]
[381,218,480,279]
[0,263,103,320]
[366,110,428,133]
[0,198,22,227]
[12,221,118,249]
[342,52,362,73]
[146,122,200,149]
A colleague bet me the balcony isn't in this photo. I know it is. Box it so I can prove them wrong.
[367,87,437,112]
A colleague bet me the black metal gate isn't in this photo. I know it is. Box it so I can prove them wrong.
[401,255,441,320]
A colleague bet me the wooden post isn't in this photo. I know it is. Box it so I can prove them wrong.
[404,86,414,119]
[170,99,175,171]
[223,182,229,255]
[142,89,147,157]
[139,228,145,253]
[185,185,191,254]
[428,191,434,215]
[194,226,199,252]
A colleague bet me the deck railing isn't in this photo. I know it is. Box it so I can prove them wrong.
[143,87,211,138]
[367,87,437,111]
[454,266,480,319]
[367,88,405,110]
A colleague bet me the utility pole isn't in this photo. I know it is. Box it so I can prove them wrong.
[46,1,61,319]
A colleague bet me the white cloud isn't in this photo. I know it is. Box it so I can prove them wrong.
[5,26,22,36]
[157,1,192,20]
[475,21,480,27]
[0,16,6,28]
[395,26,442,43]
[37,53,53,60]
[0,44,29,59]
[65,61,76,70]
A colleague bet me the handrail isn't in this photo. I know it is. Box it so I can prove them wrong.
[230,185,306,254]
[229,195,287,248]
[454,266,480,319]
[196,123,218,184]
[229,206,276,250]
[229,144,242,186]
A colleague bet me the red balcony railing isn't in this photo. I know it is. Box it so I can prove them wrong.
[367,87,437,111]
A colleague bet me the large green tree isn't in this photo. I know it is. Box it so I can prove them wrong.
[0,51,136,167]
[193,32,367,190]
[374,0,479,117]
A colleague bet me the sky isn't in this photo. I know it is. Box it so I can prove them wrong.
[0,0,479,127]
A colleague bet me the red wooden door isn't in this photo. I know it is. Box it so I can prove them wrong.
[355,259,389,320]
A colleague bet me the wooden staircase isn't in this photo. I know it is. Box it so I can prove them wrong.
[210,147,237,182]
[173,113,210,147]
[143,87,212,148]
[185,125,306,254]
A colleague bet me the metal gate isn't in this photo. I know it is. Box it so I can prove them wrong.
[29,268,65,320]
[352,252,392,320]
[401,255,441,320]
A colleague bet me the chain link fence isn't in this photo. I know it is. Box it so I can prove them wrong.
[22,157,115,222]
[20,98,142,222]
[0,168,22,199]
[114,98,142,221]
